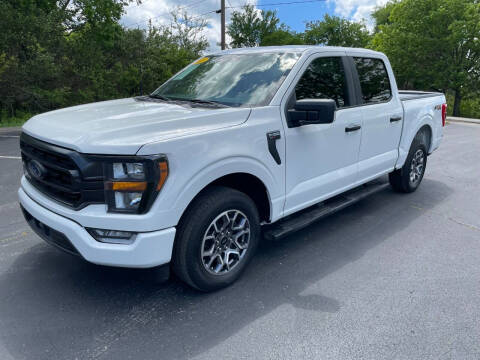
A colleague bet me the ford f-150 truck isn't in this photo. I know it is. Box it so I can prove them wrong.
[18,46,447,291]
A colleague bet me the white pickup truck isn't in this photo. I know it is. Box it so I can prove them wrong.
[19,46,446,291]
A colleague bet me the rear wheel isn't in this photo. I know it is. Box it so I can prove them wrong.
[389,138,427,193]
[172,186,260,292]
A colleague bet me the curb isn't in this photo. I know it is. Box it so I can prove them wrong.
[447,117,480,125]
[0,126,21,135]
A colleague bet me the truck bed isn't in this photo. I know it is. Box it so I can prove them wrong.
[399,90,444,102]
[397,89,445,163]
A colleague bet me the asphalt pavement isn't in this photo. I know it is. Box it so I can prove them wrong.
[0,123,479,360]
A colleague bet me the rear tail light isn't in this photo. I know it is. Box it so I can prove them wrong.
[441,103,447,127]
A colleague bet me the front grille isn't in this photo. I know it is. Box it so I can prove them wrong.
[20,133,105,209]
[21,205,80,256]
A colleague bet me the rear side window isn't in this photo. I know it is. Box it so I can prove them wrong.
[353,57,391,104]
[295,57,348,108]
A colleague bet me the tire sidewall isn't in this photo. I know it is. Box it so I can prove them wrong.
[183,191,260,291]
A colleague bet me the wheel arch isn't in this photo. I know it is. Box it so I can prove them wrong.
[151,154,284,235]
[416,124,432,152]
[396,115,435,169]
[178,172,272,226]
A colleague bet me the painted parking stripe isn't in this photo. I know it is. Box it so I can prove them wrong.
[0,135,20,138]
[0,155,21,159]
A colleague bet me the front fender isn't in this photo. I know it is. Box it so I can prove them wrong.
[139,109,286,229]
[172,156,282,223]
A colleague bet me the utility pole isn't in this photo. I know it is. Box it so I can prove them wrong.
[220,0,226,50]
[216,0,226,50]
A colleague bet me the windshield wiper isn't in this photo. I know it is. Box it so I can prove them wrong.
[183,98,230,108]
[148,94,171,101]
[148,95,230,108]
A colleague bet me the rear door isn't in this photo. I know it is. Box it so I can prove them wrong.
[282,53,363,216]
[350,55,403,181]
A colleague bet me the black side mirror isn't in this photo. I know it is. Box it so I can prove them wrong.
[287,99,336,128]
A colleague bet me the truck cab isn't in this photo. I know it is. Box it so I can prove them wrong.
[19,46,446,291]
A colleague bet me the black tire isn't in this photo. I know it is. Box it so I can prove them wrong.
[172,186,260,292]
[389,135,428,193]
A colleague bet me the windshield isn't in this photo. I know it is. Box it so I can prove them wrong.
[151,52,301,107]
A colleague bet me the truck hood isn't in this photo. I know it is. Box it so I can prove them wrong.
[22,98,251,154]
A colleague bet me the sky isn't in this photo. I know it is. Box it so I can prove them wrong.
[120,0,389,50]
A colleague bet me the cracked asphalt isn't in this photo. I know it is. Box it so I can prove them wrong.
[0,122,479,360]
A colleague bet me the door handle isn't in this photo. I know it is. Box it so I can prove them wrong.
[390,116,402,122]
[345,125,361,133]
[266,131,282,165]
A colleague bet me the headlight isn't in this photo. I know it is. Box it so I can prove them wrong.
[103,156,168,214]
[113,162,145,180]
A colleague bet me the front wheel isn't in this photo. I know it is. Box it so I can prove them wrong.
[389,141,427,193]
[172,186,260,292]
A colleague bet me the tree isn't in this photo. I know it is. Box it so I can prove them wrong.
[139,12,208,94]
[372,0,480,116]
[371,1,399,33]
[0,1,208,122]
[169,10,209,54]
[304,14,371,47]
[227,5,280,48]
[0,0,138,119]
[260,27,304,46]
[0,0,65,118]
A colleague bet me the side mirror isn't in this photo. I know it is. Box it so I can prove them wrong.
[287,99,336,127]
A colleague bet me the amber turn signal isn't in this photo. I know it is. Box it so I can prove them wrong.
[157,160,168,191]
[105,181,147,192]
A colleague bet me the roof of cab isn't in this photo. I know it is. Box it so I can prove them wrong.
[209,45,384,57]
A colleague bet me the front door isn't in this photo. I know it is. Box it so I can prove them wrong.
[282,54,362,216]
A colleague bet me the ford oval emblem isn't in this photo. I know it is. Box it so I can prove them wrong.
[27,160,46,180]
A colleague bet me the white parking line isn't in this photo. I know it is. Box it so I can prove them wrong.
[0,135,20,138]
[0,155,21,159]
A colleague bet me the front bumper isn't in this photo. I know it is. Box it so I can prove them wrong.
[18,187,176,268]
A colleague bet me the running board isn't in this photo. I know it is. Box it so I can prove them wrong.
[263,178,390,241]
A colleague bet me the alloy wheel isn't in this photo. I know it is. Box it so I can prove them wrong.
[409,149,425,186]
[201,210,250,275]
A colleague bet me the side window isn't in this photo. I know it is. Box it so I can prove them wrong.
[295,57,348,108]
[353,57,392,104]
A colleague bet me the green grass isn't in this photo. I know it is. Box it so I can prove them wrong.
[0,111,33,128]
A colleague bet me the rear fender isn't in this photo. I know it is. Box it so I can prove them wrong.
[396,115,434,169]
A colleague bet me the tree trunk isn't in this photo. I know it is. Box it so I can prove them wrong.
[453,90,462,117]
